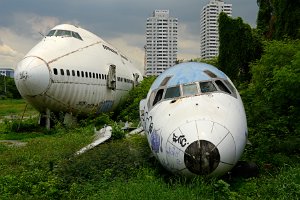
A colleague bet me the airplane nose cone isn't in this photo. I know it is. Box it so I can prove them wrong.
[15,56,50,96]
[165,119,236,176]
[184,140,220,175]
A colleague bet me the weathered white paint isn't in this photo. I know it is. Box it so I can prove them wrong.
[140,62,247,177]
[14,24,142,117]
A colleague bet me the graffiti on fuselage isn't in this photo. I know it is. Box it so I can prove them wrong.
[150,129,161,153]
[97,100,114,113]
[172,133,189,147]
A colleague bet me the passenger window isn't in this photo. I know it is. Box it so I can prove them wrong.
[81,71,84,77]
[215,80,231,94]
[66,70,70,76]
[200,82,217,93]
[164,86,181,99]
[183,83,198,96]
[85,72,88,78]
[72,70,75,76]
[60,69,64,76]
[53,68,58,75]
[77,70,80,77]
[153,89,164,106]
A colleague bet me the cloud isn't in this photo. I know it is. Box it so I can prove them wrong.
[108,34,145,73]
[177,23,200,60]
[0,31,24,68]
[0,42,17,57]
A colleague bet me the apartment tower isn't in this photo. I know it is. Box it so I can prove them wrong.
[200,0,232,59]
[145,10,178,76]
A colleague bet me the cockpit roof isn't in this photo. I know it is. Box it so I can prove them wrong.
[150,62,228,91]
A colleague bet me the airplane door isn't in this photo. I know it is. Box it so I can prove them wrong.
[133,73,140,87]
[107,64,116,90]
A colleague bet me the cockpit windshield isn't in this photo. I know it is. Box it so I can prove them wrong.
[164,86,181,99]
[149,79,237,108]
[46,29,83,40]
[182,83,198,96]
[200,82,217,93]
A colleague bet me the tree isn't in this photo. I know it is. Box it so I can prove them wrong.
[257,0,300,40]
[0,75,21,99]
[218,13,263,83]
[245,39,300,137]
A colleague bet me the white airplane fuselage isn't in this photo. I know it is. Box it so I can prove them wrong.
[140,62,248,177]
[14,24,142,119]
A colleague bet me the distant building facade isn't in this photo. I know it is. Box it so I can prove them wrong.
[145,10,178,76]
[0,68,14,78]
[200,0,232,59]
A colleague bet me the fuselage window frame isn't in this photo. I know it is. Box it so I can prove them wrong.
[53,68,58,75]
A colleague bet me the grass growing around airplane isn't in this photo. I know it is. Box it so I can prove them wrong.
[0,114,299,199]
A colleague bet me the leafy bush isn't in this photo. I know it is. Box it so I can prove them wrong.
[241,39,300,164]
[114,76,156,122]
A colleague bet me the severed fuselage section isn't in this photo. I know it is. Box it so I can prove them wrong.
[140,62,247,177]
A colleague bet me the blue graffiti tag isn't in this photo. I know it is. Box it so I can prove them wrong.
[151,129,161,153]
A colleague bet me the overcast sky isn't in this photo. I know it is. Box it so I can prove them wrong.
[0,0,258,71]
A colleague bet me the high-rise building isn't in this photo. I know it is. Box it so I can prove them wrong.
[145,10,178,76]
[200,0,232,59]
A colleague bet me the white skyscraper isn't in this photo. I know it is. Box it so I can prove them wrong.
[200,0,232,59]
[145,10,178,76]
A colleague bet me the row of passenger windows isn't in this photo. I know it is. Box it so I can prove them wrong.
[150,79,237,107]
[52,68,133,84]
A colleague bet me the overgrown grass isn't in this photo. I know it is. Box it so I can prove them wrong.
[0,99,38,120]
[0,117,299,199]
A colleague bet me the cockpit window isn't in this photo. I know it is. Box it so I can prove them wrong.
[56,30,72,37]
[153,89,164,106]
[47,30,56,36]
[200,81,217,93]
[164,86,181,99]
[215,80,231,94]
[46,29,83,40]
[182,83,198,96]
[223,80,237,98]
[72,32,83,40]
[160,76,172,86]
[204,70,218,78]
